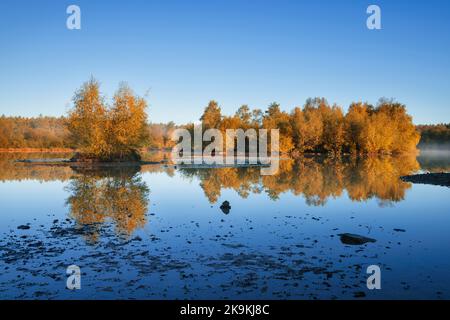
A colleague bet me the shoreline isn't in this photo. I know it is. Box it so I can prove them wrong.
[0,148,420,157]
[15,158,272,169]
[401,172,450,187]
[0,148,74,153]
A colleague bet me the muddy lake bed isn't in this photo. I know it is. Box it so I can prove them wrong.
[0,151,449,299]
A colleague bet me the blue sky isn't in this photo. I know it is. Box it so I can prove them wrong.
[0,0,449,124]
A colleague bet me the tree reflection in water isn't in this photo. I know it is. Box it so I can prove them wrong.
[179,155,420,206]
[1,154,421,241]
[65,166,150,243]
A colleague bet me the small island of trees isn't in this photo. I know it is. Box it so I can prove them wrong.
[194,97,420,155]
[67,78,149,162]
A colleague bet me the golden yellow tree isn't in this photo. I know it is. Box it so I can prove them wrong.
[108,84,149,160]
[301,102,323,152]
[67,79,150,161]
[320,104,345,154]
[262,102,294,154]
[66,78,109,158]
[200,100,222,130]
[345,102,371,153]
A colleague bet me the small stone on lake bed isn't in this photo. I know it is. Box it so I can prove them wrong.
[17,225,30,230]
[220,201,231,214]
[338,233,376,245]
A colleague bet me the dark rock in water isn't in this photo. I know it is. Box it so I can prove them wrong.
[353,291,366,298]
[222,243,245,249]
[220,201,231,214]
[400,172,450,187]
[393,228,406,232]
[17,225,30,230]
[338,233,376,245]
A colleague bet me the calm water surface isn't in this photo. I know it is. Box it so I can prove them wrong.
[0,152,449,299]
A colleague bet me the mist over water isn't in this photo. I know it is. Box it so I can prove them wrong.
[419,143,450,152]
[417,145,450,173]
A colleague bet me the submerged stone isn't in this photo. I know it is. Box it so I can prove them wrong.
[338,233,376,245]
[220,201,231,214]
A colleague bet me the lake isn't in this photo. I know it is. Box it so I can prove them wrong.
[0,151,449,299]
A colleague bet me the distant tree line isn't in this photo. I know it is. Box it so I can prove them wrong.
[0,115,69,149]
[416,123,450,146]
[147,122,177,149]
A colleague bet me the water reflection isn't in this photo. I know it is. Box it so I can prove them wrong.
[0,154,422,239]
[65,166,150,242]
[0,152,74,182]
[1,152,449,299]
[179,155,420,206]
[1,154,421,208]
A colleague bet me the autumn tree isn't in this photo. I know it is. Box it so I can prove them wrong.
[66,78,109,158]
[344,102,371,153]
[251,109,263,128]
[357,99,419,154]
[320,104,345,154]
[66,78,150,161]
[262,102,294,153]
[108,84,149,160]
[300,101,323,152]
[290,106,323,153]
[235,105,252,128]
[200,100,222,130]
[290,107,306,152]
[376,100,419,153]
[361,109,395,153]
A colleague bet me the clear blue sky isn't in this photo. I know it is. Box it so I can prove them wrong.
[0,0,449,124]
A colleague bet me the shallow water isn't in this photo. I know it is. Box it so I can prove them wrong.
[0,152,449,299]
